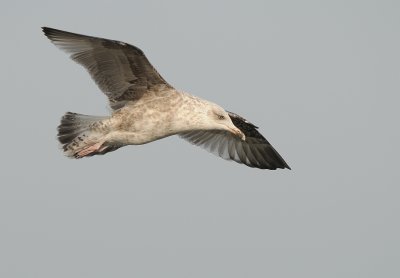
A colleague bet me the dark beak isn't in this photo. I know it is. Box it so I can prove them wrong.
[229,127,246,141]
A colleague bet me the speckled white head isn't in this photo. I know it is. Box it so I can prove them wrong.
[187,100,246,141]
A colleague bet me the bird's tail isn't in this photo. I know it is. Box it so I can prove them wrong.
[57,112,119,158]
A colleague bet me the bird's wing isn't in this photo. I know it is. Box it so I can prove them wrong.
[179,112,290,170]
[42,27,173,108]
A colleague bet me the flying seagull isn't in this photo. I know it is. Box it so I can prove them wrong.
[42,27,290,170]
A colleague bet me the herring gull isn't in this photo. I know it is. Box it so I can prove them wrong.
[42,27,290,170]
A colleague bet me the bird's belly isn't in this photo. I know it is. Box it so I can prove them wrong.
[105,130,173,145]
[107,111,178,145]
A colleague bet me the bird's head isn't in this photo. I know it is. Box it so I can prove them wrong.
[203,103,246,141]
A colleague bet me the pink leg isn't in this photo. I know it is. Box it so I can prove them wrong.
[76,142,103,158]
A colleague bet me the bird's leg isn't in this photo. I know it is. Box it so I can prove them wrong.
[75,142,104,158]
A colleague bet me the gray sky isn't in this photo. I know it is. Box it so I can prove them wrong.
[1,0,399,277]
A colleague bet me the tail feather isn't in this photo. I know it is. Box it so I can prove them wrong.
[58,112,106,144]
[57,112,115,158]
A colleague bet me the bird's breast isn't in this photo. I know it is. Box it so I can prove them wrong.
[107,93,186,145]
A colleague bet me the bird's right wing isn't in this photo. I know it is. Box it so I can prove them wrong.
[42,27,173,108]
[180,112,291,170]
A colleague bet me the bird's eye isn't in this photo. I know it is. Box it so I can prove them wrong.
[218,114,225,120]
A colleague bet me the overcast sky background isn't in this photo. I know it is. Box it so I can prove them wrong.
[1,1,399,277]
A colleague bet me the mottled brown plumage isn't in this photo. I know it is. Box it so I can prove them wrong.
[43,27,290,170]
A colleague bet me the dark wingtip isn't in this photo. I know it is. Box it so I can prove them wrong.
[269,162,291,170]
[42,27,58,40]
[41,27,48,36]
[41,26,52,35]
[42,27,80,42]
[277,155,291,170]
[42,27,63,39]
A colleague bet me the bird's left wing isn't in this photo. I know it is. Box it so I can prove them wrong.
[179,112,291,170]
[42,27,173,108]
